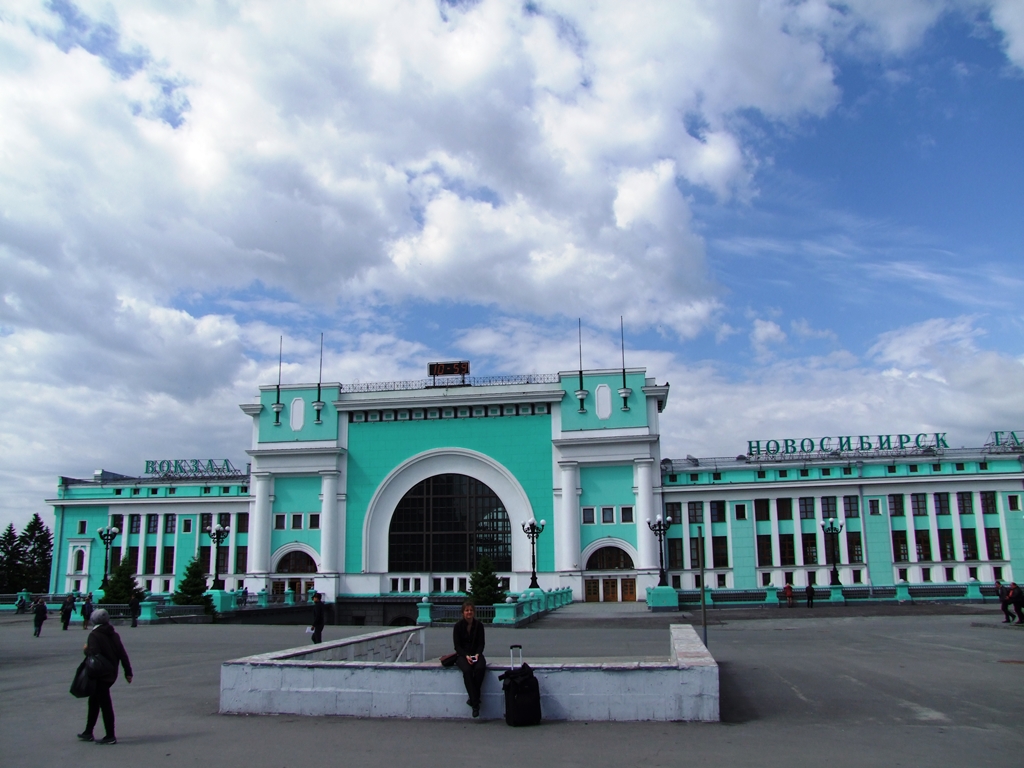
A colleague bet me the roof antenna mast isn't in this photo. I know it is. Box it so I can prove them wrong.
[575,319,588,413]
[619,316,631,411]
[313,332,326,424]
[272,336,284,425]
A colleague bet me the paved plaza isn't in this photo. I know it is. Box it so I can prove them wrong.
[2,604,1022,767]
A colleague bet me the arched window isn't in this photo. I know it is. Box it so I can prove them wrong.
[275,551,317,573]
[389,474,512,572]
[586,546,634,570]
[74,549,85,572]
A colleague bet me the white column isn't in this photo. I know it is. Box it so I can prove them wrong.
[156,513,166,581]
[226,515,237,582]
[556,461,580,571]
[635,459,657,570]
[250,473,272,574]
[319,471,340,573]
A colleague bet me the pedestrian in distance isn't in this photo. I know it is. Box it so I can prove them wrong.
[805,583,814,608]
[784,583,794,608]
[1010,582,1024,625]
[78,609,132,746]
[15,595,27,614]
[33,597,48,637]
[61,594,76,630]
[996,580,1014,623]
[310,592,325,644]
[128,595,140,628]
[453,600,486,718]
[81,593,94,630]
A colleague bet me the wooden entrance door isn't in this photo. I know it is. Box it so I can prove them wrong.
[602,578,618,602]
[621,578,636,602]
[584,579,600,602]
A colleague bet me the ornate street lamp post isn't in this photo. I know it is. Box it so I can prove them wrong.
[521,517,546,590]
[646,513,673,587]
[97,526,120,588]
[821,517,844,586]
[208,523,230,590]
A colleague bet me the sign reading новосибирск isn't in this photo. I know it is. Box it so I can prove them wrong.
[747,433,949,457]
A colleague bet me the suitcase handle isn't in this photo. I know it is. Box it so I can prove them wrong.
[510,644,523,669]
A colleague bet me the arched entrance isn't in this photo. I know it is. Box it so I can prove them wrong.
[388,473,512,573]
[273,550,317,600]
[584,545,637,602]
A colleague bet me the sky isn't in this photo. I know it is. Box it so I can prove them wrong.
[1,0,1023,532]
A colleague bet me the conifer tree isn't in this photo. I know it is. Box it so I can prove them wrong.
[468,555,506,607]
[18,513,53,593]
[0,523,26,593]
[171,555,213,613]
[100,556,146,604]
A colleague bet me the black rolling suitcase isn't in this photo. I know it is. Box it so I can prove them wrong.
[498,644,541,726]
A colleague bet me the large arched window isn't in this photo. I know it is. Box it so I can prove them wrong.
[276,551,317,573]
[388,474,512,572]
[74,549,85,572]
[586,546,634,570]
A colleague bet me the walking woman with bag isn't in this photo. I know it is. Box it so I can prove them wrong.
[77,609,133,745]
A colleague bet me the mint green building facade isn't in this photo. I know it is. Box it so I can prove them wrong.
[47,369,1024,604]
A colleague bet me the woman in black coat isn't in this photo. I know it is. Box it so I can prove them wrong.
[78,609,133,745]
[32,598,48,637]
[453,600,486,717]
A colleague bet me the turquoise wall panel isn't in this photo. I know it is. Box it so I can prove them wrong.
[864,509,894,586]
[273,476,322,512]
[731,515,756,588]
[578,465,638,550]
[270,528,321,555]
[259,386,340,443]
[345,414,554,573]
[778,519,794,535]
[559,372,648,432]
[845,518,861,533]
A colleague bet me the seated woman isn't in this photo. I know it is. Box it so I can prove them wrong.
[453,600,486,717]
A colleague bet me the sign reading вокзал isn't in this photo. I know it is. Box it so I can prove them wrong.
[144,459,240,477]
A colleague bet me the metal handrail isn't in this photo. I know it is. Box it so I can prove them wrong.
[339,374,559,393]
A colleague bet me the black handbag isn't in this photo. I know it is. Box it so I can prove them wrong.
[440,653,458,668]
[85,653,115,679]
[70,660,96,698]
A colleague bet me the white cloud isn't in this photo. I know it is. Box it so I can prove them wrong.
[990,0,1024,69]
[751,318,787,359]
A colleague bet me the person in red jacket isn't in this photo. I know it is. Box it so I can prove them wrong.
[77,609,133,745]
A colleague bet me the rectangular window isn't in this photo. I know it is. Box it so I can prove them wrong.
[127,546,139,573]
[911,493,928,516]
[961,528,978,560]
[846,531,863,563]
[144,546,157,574]
[291,514,303,530]
[200,546,211,572]
[621,505,634,523]
[757,535,773,567]
[938,529,955,561]
[800,469,809,477]
[582,507,595,525]
[664,502,680,525]
[802,533,818,564]
[712,536,729,568]
[934,492,950,515]
[217,546,229,573]
[985,528,1003,559]
[898,568,907,581]
[945,567,955,582]
[689,537,702,569]
[668,539,683,569]
[110,514,124,531]
[888,495,905,517]
[807,571,816,586]
[162,546,174,574]
[165,516,176,534]
[216,512,229,529]
[735,503,747,520]
[672,575,681,589]
[777,498,793,520]
[761,572,772,586]
[843,496,859,518]
[274,514,286,530]
[129,514,141,534]
[779,534,796,566]
[201,513,213,532]
[821,496,837,519]
[852,569,862,583]
[799,497,815,520]
[1010,496,1020,511]
[110,546,121,569]
[778,470,787,478]
[915,530,932,561]
[309,514,320,529]
[754,499,770,521]
[458,577,467,593]
[688,501,704,524]
[236,513,249,533]
[77,520,87,535]
[182,519,192,534]
[957,492,974,515]
[922,567,931,582]
[710,500,726,523]
[717,573,726,588]
[980,491,997,515]
[892,530,909,562]
[234,546,247,573]
[601,506,615,524]
[146,514,158,534]
[869,499,881,515]
[432,577,442,593]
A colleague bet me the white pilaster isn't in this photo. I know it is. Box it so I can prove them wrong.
[635,459,657,570]
[319,471,340,573]
[556,461,580,571]
[250,473,272,574]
